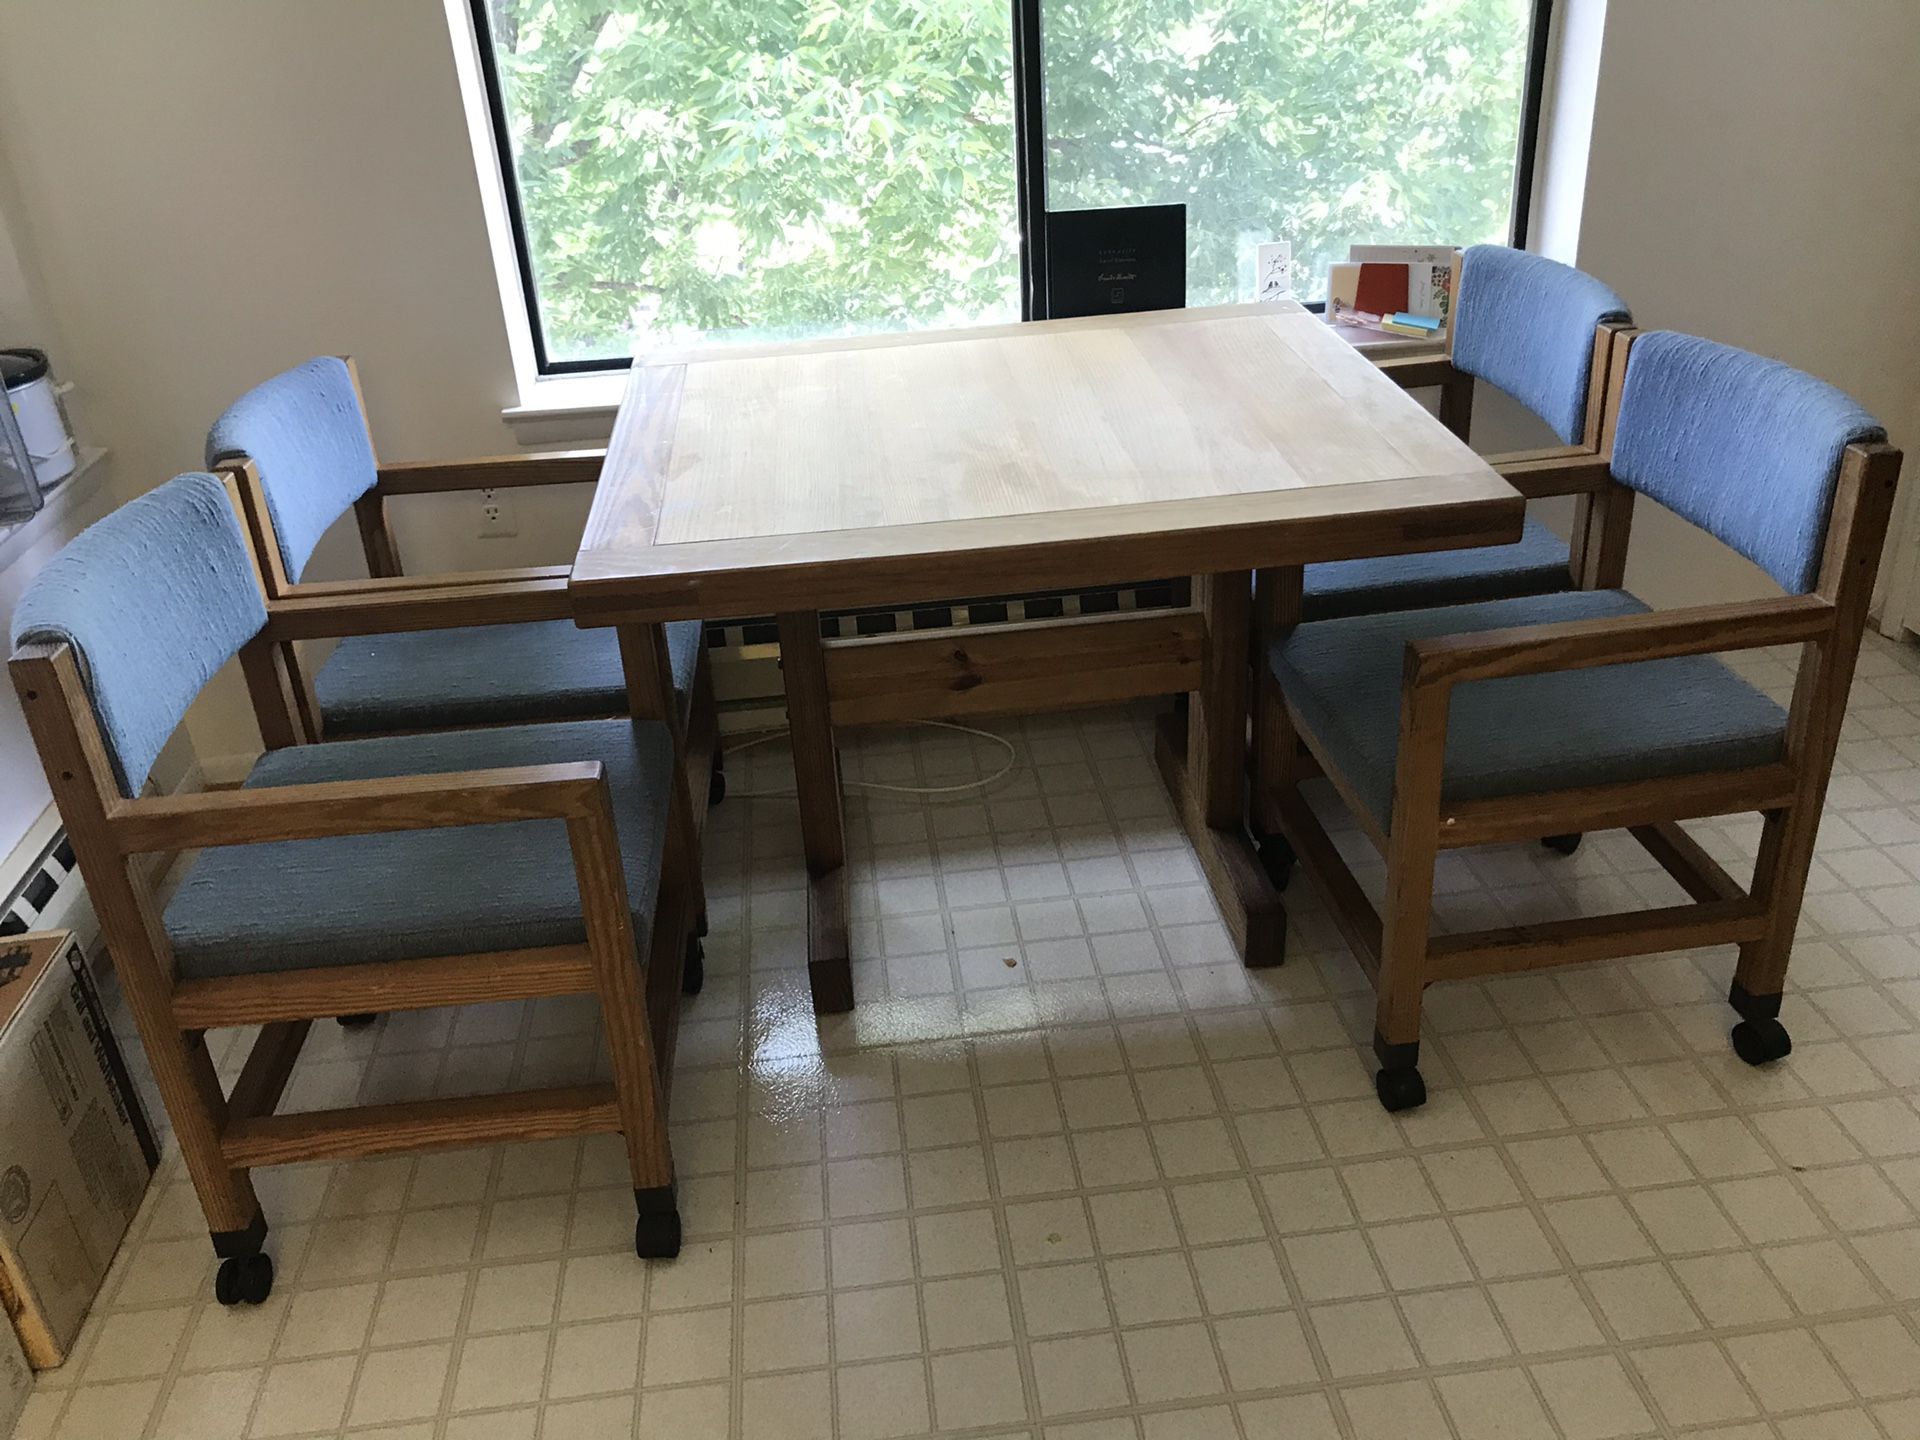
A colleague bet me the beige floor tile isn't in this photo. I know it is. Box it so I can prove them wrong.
[79,1305,193,1382]
[1724,1327,1854,1414]
[743,1294,830,1372]
[835,1356,932,1440]
[1088,1187,1180,1254]
[832,1283,922,1361]
[1454,1206,1562,1277]
[150,1368,260,1440]
[1815,1314,1920,1399]
[1435,1367,1555,1440]
[1529,1354,1656,1440]
[1030,1332,1131,1414]
[250,1355,358,1436]
[1585,1261,1704,1341]
[450,1331,549,1412]
[1368,1217,1474,1290]
[1119,1320,1224,1403]
[1308,1297,1419,1379]
[640,1305,733,1387]
[1018,1260,1111,1336]
[1487,1276,1605,1354]
[1339,1378,1451,1440]
[741,1369,832,1440]
[371,1271,469,1346]
[1211,1309,1318,1391]
[1103,1251,1202,1325]
[348,1343,452,1426]
[546,1317,642,1399]
[1400,1286,1513,1365]
[931,1345,1029,1428]
[1284,1230,1385,1302]
[1632,1341,1759,1428]
[1189,1239,1289,1316]
[923,1272,1014,1350]
[1761,1238,1885,1314]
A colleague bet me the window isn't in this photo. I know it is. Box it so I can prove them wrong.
[470,0,1549,373]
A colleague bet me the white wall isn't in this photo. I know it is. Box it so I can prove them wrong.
[1568,0,1920,609]
[0,1,593,769]
[0,0,1916,789]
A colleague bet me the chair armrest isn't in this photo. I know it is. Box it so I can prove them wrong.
[1491,451,1615,498]
[376,450,606,495]
[108,762,608,854]
[263,574,574,639]
[1407,595,1836,690]
[289,567,571,597]
[1371,354,1460,390]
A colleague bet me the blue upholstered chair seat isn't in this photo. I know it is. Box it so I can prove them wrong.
[1271,590,1789,829]
[1302,517,1571,622]
[163,718,674,979]
[313,618,703,736]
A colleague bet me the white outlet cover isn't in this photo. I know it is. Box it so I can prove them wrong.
[1256,242,1293,302]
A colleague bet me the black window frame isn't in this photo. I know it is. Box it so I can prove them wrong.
[468,0,1556,377]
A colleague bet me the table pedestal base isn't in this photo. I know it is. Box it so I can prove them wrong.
[807,867,854,1014]
[1154,712,1288,968]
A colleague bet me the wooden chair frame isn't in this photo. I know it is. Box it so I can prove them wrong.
[1373,249,1639,591]
[1254,328,1903,1104]
[215,357,719,937]
[6,480,703,1290]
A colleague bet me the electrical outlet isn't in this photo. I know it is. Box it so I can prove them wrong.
[477,487,518,539]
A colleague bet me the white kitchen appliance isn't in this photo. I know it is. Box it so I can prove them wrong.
[1,349,75,491]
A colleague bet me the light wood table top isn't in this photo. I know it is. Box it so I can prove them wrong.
[571,301,1521,623]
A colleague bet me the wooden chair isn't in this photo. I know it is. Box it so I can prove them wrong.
[9,473,698,1306]
[1253,330,1901,1112]
[1309,244,1636,620]
[1259,248,1636,875]
[206,356,722,804]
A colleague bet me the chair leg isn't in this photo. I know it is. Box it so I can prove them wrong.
[1728,807,1812,1066]
[155,1027,275,1304]
[1373,828,1439,1114]
[1373,684,1448,1114]
[566,801,680,1260]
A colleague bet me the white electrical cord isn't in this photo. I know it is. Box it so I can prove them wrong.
[719,718,1019,800]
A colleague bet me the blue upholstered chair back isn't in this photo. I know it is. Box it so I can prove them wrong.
[206,357,378,582]
[1611,333,1886,596]
[10,473,267,797]
[1451,245,1632,446]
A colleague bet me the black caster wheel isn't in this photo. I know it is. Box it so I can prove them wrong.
[683,939,705,996]
[1375,1067,1427,1114]
[1540,833,1583,856]
[336,1013,378,1029]
[1732,1017,1792,1066]
[214,1252,274,1307]
[635,1209,683,1259]
[1253,830,1296,891]
[708,766,726,807]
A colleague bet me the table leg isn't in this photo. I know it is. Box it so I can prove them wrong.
[1153,571,1287,967]
[776,611,854,1013]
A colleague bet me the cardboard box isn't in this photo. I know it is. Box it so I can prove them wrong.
[0,933,157,1368]
[0,1316,28,1439]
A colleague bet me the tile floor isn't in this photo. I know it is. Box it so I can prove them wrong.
[17,633,1920,1439]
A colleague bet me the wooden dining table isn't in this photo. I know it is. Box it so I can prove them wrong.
[570,300,1522,1014]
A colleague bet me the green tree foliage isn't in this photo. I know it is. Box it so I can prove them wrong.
[485,0,1528,361]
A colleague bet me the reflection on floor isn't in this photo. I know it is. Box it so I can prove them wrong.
[18,633,1920,1440]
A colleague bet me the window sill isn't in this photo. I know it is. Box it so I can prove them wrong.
[501,372,627,443]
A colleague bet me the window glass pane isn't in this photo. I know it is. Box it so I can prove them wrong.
[1041,0,1534,304]
[480,0,1022,364]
